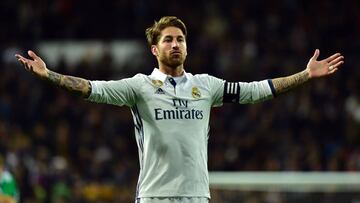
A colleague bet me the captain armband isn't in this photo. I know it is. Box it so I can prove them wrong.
[223,82,240,103]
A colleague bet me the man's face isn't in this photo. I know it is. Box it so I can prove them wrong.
[153,26,187,68]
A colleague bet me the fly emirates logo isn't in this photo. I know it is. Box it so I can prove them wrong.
[154,99,204,120]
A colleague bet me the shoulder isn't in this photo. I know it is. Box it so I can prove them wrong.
[192,73,209,79]
[121,73,147,87]
[133,73,147,78]
[191,73,225,85]
[188,73,210,82]
[130,73,147,81]
[191,73,223,80]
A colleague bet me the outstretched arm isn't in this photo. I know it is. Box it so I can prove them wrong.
[15,50,91,98]
[271,49,344,96]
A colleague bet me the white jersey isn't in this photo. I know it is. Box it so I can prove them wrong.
[87,68,274,198]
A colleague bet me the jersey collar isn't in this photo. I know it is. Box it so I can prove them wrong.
[150,68,189,83]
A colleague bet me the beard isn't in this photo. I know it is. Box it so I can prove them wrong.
[159,53,186,69]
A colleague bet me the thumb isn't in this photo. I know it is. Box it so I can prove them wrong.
[311,49,320,60]
[28,50,40,60]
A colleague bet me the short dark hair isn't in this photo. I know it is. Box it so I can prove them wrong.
[145,16,187,46]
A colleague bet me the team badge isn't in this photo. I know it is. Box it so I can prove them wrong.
[192,87,201,99]
[151,80,163,87]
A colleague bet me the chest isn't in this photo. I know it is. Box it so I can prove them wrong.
[142,79,211,108]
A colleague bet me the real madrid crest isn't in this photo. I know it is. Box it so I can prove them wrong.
[192,87,201,99]
[151,80,163,87]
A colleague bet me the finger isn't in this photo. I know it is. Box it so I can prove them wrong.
[15,54,22,59]
[28,50,39,60]
[15,54,28,61]
[18,59,26,67]
[311,49,320,60]
[328,68,338,74]
[17,57,32,71]
[16,54,33,69]
[331,60,344,69]
[17,57,30,65]
[328,56,344,66]
[325,53,341,63]
[17,57,28,65]
[24,63,31,71]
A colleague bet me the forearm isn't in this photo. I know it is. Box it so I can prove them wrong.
[271,70,310,96]
[46,70,91,98]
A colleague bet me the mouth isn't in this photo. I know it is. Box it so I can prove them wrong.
[170,51,181,55]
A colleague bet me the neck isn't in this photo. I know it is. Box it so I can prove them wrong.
[158,63,184,77]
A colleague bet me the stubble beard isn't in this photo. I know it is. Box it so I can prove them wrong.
[160,54,186,69]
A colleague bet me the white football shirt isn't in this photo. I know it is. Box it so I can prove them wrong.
[87,68,274,198]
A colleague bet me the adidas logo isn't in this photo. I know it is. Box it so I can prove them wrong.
[155,88,165,94]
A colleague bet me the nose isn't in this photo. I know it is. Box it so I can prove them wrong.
[171,40,179,49]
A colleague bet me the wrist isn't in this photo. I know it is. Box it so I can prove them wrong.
[43,68,51,80]
[44,69,62,85]
[304,68,311,80]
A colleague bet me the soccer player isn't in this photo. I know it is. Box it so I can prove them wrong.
[15,16,344,203]
[0,155,19,203]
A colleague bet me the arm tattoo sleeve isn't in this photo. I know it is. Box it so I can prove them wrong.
[47,70,91,98]
[271,70,310,96]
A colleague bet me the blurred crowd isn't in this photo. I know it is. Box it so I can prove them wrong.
[1,0,360,202]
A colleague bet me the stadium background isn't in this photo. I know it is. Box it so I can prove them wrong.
[1,0,359,202]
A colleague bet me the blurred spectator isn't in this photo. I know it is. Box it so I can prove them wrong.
[0,154,19,203]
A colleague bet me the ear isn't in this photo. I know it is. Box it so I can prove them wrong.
[151,45,158,57]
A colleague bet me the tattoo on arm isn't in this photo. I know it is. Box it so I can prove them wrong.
[47,70,91,98]
[272,70,310,95]
[48,71,61,84]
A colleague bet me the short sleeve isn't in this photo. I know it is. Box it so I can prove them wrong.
[86,74,143,107]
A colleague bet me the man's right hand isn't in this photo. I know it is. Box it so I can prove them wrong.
[15,50,91,98]
[15,50,48,79]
